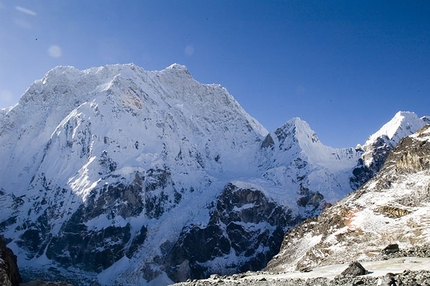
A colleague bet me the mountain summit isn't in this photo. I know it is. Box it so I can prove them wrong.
[350,111,428,190]
[365,111,426,145]
[0,64,427,285]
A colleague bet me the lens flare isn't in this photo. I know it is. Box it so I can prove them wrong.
[185,44,195,56]
[48,45,62,58]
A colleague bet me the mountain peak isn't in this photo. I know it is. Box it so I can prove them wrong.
[351,111,428,189]
[38,65,81,84]
[164,63,191,76]
[366,111,425,146]
[166,63,188,70]
[276,117,319,145]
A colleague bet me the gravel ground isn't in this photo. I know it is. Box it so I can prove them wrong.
[173,270,430,286]
[173,256,430,286]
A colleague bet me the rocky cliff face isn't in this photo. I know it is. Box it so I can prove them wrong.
[0,63,426,285]
[165,182,302,281]
[266,125,430,273]
[0,236,21,286]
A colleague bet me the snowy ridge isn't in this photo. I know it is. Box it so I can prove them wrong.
[0,63,266,193]
[287,118,358,170]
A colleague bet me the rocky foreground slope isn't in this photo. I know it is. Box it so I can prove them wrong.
[266,124,430,273]
[0,63,428,285]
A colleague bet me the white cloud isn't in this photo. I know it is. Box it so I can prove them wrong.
[15,6,37,16]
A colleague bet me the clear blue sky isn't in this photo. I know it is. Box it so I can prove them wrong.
[1,1,429,147]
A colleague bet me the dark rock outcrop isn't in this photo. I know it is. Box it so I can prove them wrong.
[390,127,430,173]
[350,136,395,190]
[378,273,396,286]
[165,183,302,282]
[0,236,21,286]
[19,168,174,273]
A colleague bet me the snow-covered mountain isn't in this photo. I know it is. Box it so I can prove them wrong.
[350,111,428,189]
[266,124,430,273]
[0,63,426,285]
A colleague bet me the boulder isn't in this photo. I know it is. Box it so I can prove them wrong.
[340,261,367,277]
[382,244,400,255]
[377,273,396,286]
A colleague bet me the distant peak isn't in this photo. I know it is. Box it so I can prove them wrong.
[166,63,189,71]
[49,65,79,72]
[275,117,320,145]
[280,117,312,132]
[421,116,430,124]
[289,117,307,125]
[35,65,83,88]
[394,111,418,120]
[44,65,80,77]
[366,111,425,145]
[160,63,192,78]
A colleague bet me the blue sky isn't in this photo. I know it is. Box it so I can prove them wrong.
[1,1,429,147]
